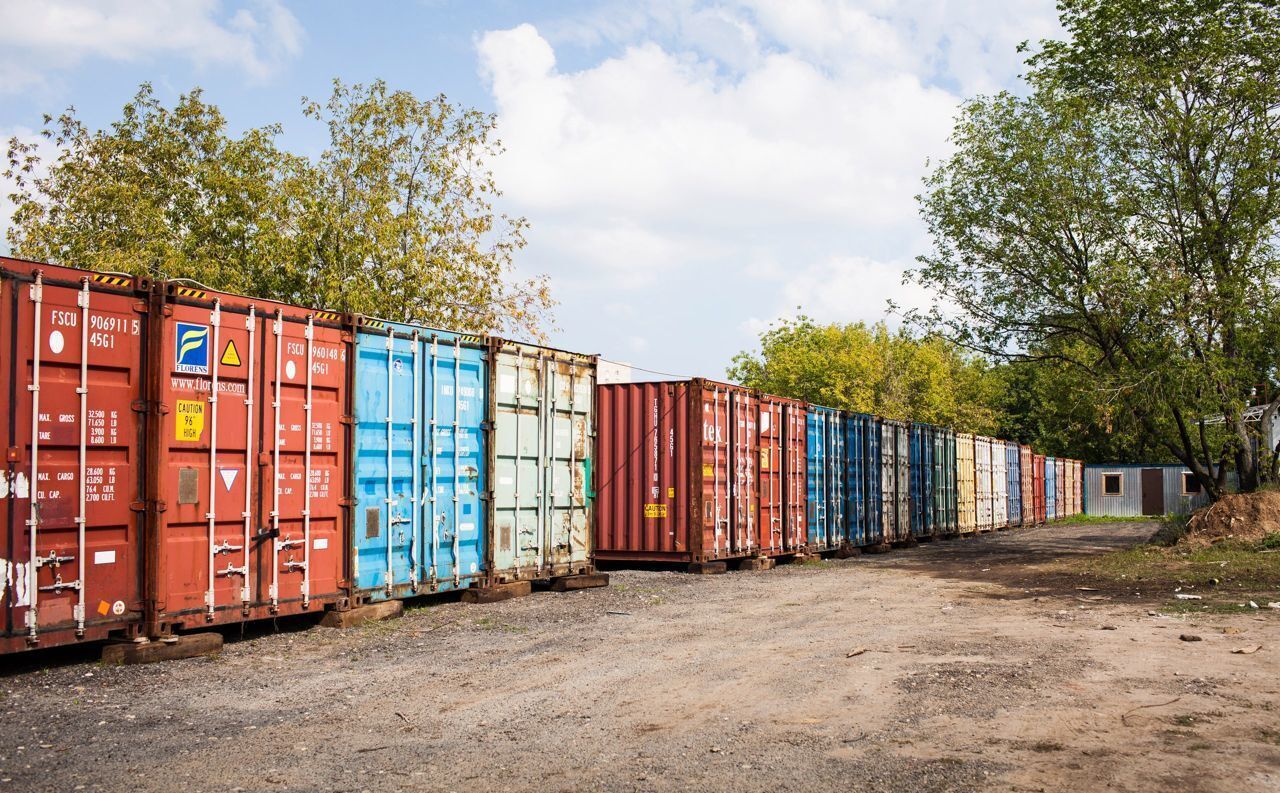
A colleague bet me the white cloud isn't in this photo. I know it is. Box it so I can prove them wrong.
[0,0,302,93]
[479,2,1060,375]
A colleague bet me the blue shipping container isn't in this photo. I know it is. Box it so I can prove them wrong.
[807,406,846,551]
[351,320,488,601]
[858,415,884,546]
[909,423,935,538]
[1045,456,1058,520]
[1006,441,1022,527]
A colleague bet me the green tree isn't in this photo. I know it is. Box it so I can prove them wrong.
[4,80,552,337]
[915,0,1280,497]
[728,315,1006,435]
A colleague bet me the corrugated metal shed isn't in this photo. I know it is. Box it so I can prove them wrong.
[1083,464,1221,517]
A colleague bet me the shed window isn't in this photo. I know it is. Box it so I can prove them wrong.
[1102,473,1123,496]
[1182,473,1203,496]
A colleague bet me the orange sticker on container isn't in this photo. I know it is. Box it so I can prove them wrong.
[97,600,111,616]
[702,465,713,479]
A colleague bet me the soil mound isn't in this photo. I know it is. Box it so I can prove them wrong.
[1179,490,1280,547]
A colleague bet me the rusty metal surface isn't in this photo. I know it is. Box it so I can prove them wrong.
[148,281,350,635]
[757,393,806,554]
[0,257,148,654]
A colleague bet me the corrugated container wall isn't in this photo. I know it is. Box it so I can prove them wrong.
[1045,457,1058,520]
[0,259,148,653]
[148,283,350,636]
[1033,454,1046,523]
[596,379,789,564]
[991,440,1008,529]
[879,420,910,542]
[1082,465,1227,517]
[757,393,806,554]
[806,406,845,551]
[934,428,958,534]
[1074,460,1084,515]
[909,423,936,538]
[349,320,487,603]
[489,339,595,581]
[974,437,994,531]
[1055,459,1067,520]
[1019,445,1034,526]
[1006,441,1022,528]
[957,433,977,533]
[848,413,881,547]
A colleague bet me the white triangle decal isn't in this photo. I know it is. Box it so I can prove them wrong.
[219,468,238,492]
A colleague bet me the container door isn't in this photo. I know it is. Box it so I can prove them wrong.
[1140,468,1165,516]
[895,425,910,539]
[491,347,592,578]
[701,385,732,558]
[352,327,417,599]
[3,271,145,649]
[846,416,865,546]
[758,401,782,554]
[729,391,758,555]
[879,423,895,540]
[806,411,825,548]
[432,332,486,585]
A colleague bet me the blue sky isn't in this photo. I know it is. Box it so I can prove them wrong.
[0,0,1060,379]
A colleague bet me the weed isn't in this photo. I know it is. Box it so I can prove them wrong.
[1030,741,1065,752]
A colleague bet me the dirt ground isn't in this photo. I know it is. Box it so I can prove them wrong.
[1,520,1278,793]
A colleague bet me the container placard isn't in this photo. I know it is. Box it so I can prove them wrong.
[644,503,668,518]
[175,399,205,441]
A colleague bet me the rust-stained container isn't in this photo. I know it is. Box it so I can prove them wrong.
[757,393,807,554]
[956,433,976,533]
[878,419,910,542]
[1033,454,1046,523]
[0,258,149,653]
[595,379,785,565]
[147,282,350,635]
[486,338,596,583]
[1019,445,1034,526]
[1074,460,1084,515]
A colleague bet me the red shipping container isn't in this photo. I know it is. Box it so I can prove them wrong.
[1032,454,1047,524]
[757,394,807,554]
[596,379,786,565]
[0,258,148,653]
[146,282,350,635]
[1019,445,1034,527]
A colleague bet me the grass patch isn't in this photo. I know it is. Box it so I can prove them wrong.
[1161,600,1264,615]
[1058,513,1159,525]
[1070,540,1280,591]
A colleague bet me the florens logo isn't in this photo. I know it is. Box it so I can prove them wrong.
[175,322,210,374]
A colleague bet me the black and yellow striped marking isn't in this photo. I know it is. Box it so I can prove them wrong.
[172,286,207,299]
[92,274,132,287]
[313,310,341,323]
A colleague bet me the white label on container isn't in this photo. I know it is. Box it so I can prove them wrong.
[460,522,475,534]
[499,374,516,394]
[94,550,116,565]
[49,330,65,355]
[313,538,328,550]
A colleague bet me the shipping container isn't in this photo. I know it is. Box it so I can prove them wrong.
[596,379,763,565]
[806,406,842,551]
[879,420,910,542]
[1019,445,1034,526]
[0,258,149,653]
[1063,460,1076,516]
[489,339,595,581]
[991,440,1008,529]
[957,433,977,533]
[1055,458,1067,520]
[909,423,936,538]
[1032,454,1046,523]
[848,413,881,547]
[348,319,487,603]
[1075,460,1085,516]
[933,428,958,534]
[758,393,807,554]
[1045,457,1057,520]
[148,281,350,636]
[1006,441,1022,528]
[974,437,994,531]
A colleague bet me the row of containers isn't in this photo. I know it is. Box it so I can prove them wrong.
[592,380,1083,565]
[0,257,1084,656]
[0,257,596,655]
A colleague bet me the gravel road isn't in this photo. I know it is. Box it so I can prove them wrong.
[1,521,1277,793]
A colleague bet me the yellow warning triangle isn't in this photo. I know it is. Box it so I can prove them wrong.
[220,339,242,367]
